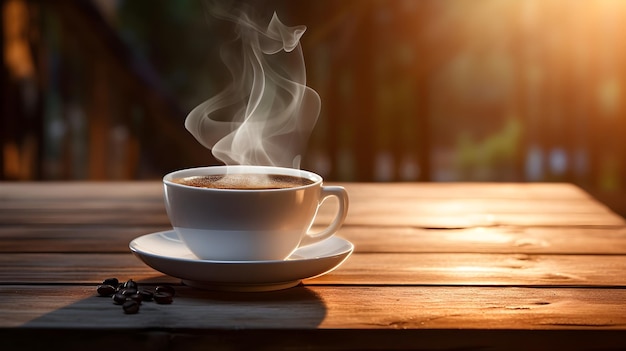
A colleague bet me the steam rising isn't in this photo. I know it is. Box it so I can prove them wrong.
[185,6,321,169]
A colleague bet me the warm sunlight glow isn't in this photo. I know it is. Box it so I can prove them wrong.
[399,0,626,185]
[447,227,512,244]
[451,266,495,273]
[2,0,625,188]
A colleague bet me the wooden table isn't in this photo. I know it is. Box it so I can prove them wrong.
[1,182,626,350]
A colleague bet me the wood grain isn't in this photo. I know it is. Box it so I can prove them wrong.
[1,181,625,350]
[3,285,626,350]
[1,182,623,228]
[2,285,626,330]
[0,252,625,287]
[2,225,626,254]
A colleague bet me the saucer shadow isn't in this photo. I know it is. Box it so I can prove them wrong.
[176,282,328,325]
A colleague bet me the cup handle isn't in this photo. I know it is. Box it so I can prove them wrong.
[300,186,349,247]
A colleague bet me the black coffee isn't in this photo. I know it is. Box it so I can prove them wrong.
[173,173,315,190]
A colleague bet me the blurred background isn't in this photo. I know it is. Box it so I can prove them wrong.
[1,0,625,216]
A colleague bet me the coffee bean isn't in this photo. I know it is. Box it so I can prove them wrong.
[112,292,127,305]
[120,288,138,296]
[155,285,175,297]
[138,289,154,302]
[122,300,140,314]
[122,279,138,290]
[100,278,176,312]
[102,278,119,287]
[154,292,173,304]
[127,293,143,304]
[96,284,116,297]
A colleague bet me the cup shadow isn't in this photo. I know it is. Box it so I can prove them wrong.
[8,281,327,349]
[20,280,327,329]
[173,282,328,329]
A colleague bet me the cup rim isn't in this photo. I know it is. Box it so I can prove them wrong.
[163,165,323,192]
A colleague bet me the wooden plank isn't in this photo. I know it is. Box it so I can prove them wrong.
[1,252,625,287]
[309,252,626,286]
[2,182,622,228]
[342,182,606,200]
[0,226,171,253]
[2,285,626,331]
[1,197,622,228]
[0,208,170,226]
[3,285,626,350]
[0,197,165,211]
[2,225,626,255]
[0,182,603,201]
[0,182,163,200]
[333,202,624,227]
[0,204,619,228]
[0,182,615,228]
[0,253,173,284]
[2,194,608,215]
[337,226,626,255]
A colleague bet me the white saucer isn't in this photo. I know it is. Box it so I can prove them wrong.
[129,230,353,292]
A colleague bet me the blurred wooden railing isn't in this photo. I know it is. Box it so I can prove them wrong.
[0,0,212,180]
[1,0,625,219]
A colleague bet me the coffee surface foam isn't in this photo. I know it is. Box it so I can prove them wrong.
[173,174,313,190]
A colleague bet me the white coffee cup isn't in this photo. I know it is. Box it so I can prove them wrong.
[163,165,349,261]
